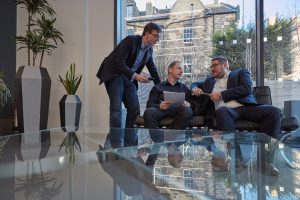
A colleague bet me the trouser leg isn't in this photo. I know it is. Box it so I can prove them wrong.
[238,105,281,138]
[123,78,140,128]
[216,107,240,131]
[170,106,193,129]
[144,108,167,143]
[143,108,167,129]
[105,76,124,128]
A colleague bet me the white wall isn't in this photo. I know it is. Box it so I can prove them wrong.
[17,0,114,131]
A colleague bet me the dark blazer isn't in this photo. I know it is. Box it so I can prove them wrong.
[96,35,161,87]
[191,68,258,106]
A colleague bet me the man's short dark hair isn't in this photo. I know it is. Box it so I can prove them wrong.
[211,56,228,64]
[142,23,162,36]
[167,60,181,70]
[167,60,181,74]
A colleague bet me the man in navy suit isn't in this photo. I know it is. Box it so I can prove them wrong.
[96,23,161,129]
[190,56,281,175]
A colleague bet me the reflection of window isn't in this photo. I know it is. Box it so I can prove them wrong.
[184,170,192,177]
[183,55,192,73]
[183,26,193,43]
[126,29,134,36]
[154,175,168,186]
[184,179,193,189]
[154,167,162,174]
[127,5,134,17]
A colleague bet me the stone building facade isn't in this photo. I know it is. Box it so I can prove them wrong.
[290,16,300,79]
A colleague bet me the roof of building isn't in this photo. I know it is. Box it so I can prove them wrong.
[127,1,239,22]
[205,3,239,15]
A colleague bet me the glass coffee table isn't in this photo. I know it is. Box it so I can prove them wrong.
[0,128,299,200]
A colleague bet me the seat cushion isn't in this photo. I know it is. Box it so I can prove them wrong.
[134,116,175,127]
[189,116,204,127]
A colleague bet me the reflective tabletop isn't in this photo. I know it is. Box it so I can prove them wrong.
[0,128,300,200]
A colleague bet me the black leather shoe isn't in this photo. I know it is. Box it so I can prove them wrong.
[263,163,279,176]
[235,159,247,172]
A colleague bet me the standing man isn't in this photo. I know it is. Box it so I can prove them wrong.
[190,56,281,175]
[96,23,161,129]
[144,61,193,130]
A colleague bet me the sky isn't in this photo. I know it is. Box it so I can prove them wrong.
[135,0,300,27]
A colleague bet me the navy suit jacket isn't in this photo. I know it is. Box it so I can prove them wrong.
[96,35,161,87]
[191,68,258,106]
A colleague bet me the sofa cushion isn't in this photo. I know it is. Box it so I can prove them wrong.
[281,117,299,131]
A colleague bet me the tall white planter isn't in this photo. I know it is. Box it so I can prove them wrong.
[59,95,81,132]
[15,66,51,136]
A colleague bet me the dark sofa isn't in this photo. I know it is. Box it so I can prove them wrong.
[135,86,299,136]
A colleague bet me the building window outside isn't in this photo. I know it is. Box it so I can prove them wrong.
[183,26,193,43]
[126,29,134,36]
[183,55,192,74]
[184,179,193,189]
[183,170,192,178]
[127,5,134,17]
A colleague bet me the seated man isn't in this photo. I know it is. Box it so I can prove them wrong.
[190,56,281,175]
[143,61,193,129]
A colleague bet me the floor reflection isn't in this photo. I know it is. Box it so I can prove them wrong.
[97,128,300,200]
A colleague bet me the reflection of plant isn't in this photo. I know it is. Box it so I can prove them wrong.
[16,161,63,200]
[0,78,11,110]
[58,63,82,95]
[0,136,9,154]
[59,132,82,164]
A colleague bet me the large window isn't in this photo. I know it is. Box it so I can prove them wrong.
[264,0,300,113]
[121,0,300,117]
[115,1,300,199]
[183,55,192,74]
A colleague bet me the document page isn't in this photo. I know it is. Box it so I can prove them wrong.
[163,91,185,104]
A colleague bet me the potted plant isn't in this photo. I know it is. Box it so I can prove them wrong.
[58,63,82,132]
[15,0,64,133]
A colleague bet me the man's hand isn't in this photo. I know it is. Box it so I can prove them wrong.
[135,74,150,83]
[159,101,171,110]
[192,88,203,96]
[182,101,190,107]
[210,92,222,102]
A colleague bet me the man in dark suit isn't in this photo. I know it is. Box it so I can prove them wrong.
[96,23,161,128]
[190,56,281,175]
[143,61,193,130]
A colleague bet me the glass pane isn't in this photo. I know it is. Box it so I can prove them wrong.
[123,0,255,113]
[264,0,300,126]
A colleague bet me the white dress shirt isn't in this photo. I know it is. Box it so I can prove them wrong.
[213,71,243,110]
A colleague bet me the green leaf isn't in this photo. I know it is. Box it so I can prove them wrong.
[58,63,82,95]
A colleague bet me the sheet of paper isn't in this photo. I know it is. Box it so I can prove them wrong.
[163,91,185,104]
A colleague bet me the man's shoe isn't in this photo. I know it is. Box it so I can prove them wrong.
[263,163,279,176]
[235,159,247,172]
